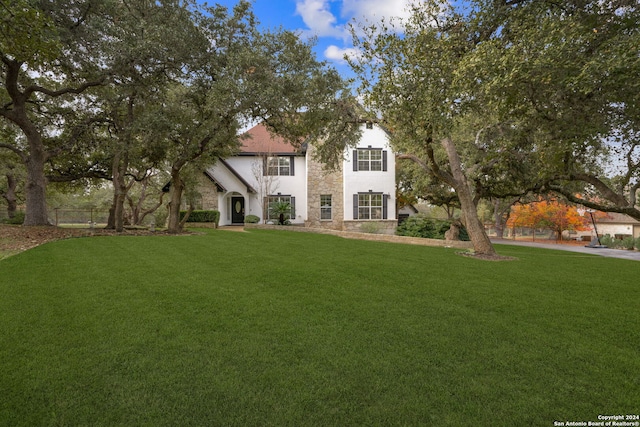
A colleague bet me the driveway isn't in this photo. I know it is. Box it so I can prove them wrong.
[491,238,640,261]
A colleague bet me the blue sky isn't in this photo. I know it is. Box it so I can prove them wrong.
[201,0,416,78]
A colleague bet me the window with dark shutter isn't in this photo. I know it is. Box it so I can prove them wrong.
[354,148,385,171]
[356,192,383,219]
[266,195,295,222]
[383,194,389,219]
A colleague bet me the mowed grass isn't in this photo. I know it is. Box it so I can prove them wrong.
[0,229,638,426]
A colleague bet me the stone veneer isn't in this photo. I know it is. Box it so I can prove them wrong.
[305,144,397,235]
[341,219,397,235]
[197,173,219,211]
[305,144,345,230]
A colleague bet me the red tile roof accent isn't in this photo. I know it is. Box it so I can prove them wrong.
[239,123,300,154]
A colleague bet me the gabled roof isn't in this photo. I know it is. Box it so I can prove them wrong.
[597,212,640,224]
[217,159,257,194]
[239,123,303,155]
[203,170,226,192]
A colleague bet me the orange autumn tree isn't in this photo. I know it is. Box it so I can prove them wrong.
[507,200,592,241]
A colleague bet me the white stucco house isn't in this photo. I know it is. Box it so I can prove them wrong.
[594,212,640,239]
[565,211,640,241]
[196,122,398,234]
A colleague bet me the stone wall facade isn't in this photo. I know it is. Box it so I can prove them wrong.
[305,144,345,230]
[197,173,219,211]
[341,219,397,235]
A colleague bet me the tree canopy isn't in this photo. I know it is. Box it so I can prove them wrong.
[0,0,360,229]
[349,0,639,255]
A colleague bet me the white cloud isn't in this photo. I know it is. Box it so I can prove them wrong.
[295,0,412,38]
[295,0,347,38]
[295,0,413,64]
[341,0,413,26]
[324,45,361,63]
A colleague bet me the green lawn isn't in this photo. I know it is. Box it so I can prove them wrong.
[0,229,638,426]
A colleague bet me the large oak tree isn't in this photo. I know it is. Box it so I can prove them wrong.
[350,0,639,255]
[0,0,112,225]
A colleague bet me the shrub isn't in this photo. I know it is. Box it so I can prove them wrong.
[600,234,638,250]
[599,234,615,247]
[154,209,168,228]
[396,214,469,241]
[244,215,260,224]
[360,222,381,234]
[268,201,291,225]
[180,210,220,225]
[2,212,25,225]
[619,236,636,250]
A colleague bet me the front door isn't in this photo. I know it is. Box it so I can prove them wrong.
[231,197,245,224]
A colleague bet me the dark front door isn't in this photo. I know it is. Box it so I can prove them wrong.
[231,197,245,224]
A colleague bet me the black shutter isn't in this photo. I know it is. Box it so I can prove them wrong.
[383,194,389,219]
[353,150,358,171]
[290,156,295,176]
[262,157,267,176]
[382,150,388,172]
[353,194,359,219]
[290,196,296,218]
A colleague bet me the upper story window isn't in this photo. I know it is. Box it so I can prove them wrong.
[353,148,387,172]
[265,156,294,176]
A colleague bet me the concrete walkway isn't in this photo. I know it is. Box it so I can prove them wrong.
[491,238,640,261]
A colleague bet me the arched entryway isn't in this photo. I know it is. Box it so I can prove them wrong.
[230,194,245,224]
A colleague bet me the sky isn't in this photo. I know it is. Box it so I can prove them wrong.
[200,0,416,78]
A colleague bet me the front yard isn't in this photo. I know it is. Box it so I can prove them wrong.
[0,228,637,425]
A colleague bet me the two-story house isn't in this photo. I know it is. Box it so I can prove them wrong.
[196,122,397,234]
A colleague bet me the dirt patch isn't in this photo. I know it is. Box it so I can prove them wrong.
[0,225,88,253]
[456,250,518,261]
[0,224,179,256]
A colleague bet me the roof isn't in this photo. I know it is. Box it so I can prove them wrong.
[596,212,640,224]
[239,123,302,155]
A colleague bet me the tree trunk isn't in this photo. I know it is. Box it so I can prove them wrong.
[3,172,18,218]
[494,199,505,238]
[23,133,50,225]
[137,192,165,225]
[167,167,185,234]
[442,138,496,255]
[107,149,130,232]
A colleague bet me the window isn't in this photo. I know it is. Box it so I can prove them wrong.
[265,195,296,221]
[352,149,387,172]
[265,156,293,176]
[353,192,388,220]
[320,195,332,220]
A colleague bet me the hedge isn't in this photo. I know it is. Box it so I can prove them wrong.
[179,210,220,224]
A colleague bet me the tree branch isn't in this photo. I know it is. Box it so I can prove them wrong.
[24,76,107,99]
[568,172,629,207]
[0,143,27,162]
[547,184,640,221]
